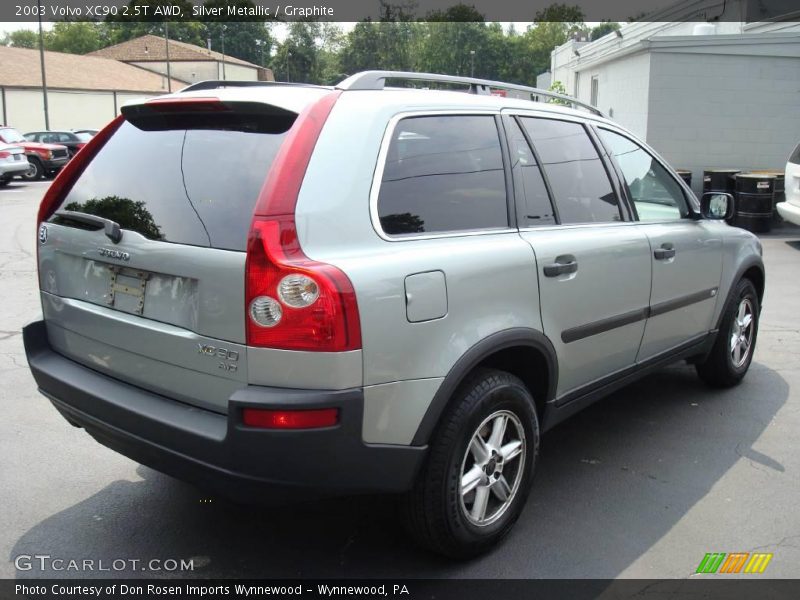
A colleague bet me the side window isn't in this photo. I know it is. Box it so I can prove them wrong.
[598,128,687,221]
[377,115,508,236]
[507,119,555,226]
[521,117,621,224]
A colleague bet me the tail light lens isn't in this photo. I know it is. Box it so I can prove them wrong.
[245,90,361,352]
[242,407,339,429]
[37,115,124,225]
[246,218,361,351]
[0,151,9,158]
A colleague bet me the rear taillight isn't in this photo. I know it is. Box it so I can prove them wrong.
[37,115,124,225]
[0,151,9,158]
[245,90,361,352]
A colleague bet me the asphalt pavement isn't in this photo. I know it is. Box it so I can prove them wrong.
[1,179,799,579]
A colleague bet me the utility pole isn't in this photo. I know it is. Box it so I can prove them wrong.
[37,0,49,129]
[164,21,172,92]
[285,51,291,83]
[221,26,227,81]
[470,50,476,78]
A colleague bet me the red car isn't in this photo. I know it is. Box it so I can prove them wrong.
[0,126,69,180]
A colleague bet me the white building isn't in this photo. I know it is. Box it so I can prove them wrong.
[89,35,274,86]
[550,9,800,190]
[0,46,186,132]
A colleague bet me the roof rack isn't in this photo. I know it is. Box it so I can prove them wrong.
[179,80,324,93]
[336,71,605,117]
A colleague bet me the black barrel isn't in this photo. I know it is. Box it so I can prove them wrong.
[703,169,740,194]
[733,173,775,233]
[748,170,785,224]
[676,169,692,187]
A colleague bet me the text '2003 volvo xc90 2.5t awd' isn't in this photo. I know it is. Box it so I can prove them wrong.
[24,71,765,558]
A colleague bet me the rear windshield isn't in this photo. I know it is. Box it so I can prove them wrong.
[790,143,800,165]
[51,109,294,252]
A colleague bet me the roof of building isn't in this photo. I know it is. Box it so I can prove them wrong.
[89,34,260,68]
[0,45,186,93]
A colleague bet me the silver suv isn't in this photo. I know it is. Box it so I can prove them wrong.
[24,71,764,558]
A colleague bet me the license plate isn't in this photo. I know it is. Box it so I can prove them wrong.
[107,267,150,315]
[13,154,21,161]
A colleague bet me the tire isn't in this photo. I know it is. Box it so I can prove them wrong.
[22,157,43,181]
[401,368,539,558]
[0,177,9,187]
[696,278,759,388]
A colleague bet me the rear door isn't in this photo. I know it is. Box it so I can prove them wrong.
[595,126,723,361]
[509,114,653,398]
[38,98,301,413]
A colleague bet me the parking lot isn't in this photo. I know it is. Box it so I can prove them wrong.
[1,179,799,579]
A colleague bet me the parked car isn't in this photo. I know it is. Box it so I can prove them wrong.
[776,142,800,226]
[0,143,29,186]
[24,130,91,158]
[24,72,765,558]
[0,126,69,180]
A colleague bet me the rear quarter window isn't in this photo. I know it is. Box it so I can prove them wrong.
[789,143,800,165]
[377,114,508,236]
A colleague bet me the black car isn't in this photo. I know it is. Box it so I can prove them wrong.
[24,130,92,157]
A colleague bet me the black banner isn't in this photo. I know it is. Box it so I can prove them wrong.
[5,580,800,600]
[2,0,799,23]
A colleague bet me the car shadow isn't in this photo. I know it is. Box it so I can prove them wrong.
[10,362,788,579]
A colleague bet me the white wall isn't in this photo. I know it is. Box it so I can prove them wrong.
[575,51,653,139]
[646,50,800,190]
[130,60,258,83]
[2,88,164,132]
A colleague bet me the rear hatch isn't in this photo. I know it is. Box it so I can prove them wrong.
[37,89,324,413]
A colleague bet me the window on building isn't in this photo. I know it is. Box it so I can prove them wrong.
[521,117,621,224]
[590,76,599,107]
[377,115,508,236]
[598,128,688,221]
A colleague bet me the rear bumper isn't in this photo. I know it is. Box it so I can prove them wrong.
[23,320,426,501]
[776,201,800,226]
[0,161,29,177]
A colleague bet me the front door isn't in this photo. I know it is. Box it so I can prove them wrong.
[595,127,723,361]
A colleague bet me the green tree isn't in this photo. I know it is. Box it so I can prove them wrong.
[203,1,274,66]
[46,22,104,54]
[590,21,621,41]
[1,30,39,49]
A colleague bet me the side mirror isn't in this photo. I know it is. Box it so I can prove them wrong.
[700,192,734,220]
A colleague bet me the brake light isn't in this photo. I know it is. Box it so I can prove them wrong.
[37,115,124,225]
[0,151,9,158]
[245,90,361,352]
[242,407,339,429]
[146,97,229,112]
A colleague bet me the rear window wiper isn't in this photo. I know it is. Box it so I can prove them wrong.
[54,210,123,244]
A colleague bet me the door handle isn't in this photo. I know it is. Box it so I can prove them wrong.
[543,256,578,277]
[654,243,675,260]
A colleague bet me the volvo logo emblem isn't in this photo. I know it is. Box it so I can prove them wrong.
[98,247,131,262]
[38,224,47,245]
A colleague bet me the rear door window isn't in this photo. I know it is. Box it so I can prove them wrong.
[51,108,294,252]
[377,114,508,236]
[520,117,621,224]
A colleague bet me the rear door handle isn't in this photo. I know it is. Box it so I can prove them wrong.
[543,255,578,277]
[654,243,675,260]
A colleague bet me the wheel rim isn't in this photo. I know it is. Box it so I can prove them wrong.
[24,164,36,178]
[459,410,526,527]
[730,298,754,368]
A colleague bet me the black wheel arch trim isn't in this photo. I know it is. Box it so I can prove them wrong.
[410,327,558,446]
[716,258,765,331]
